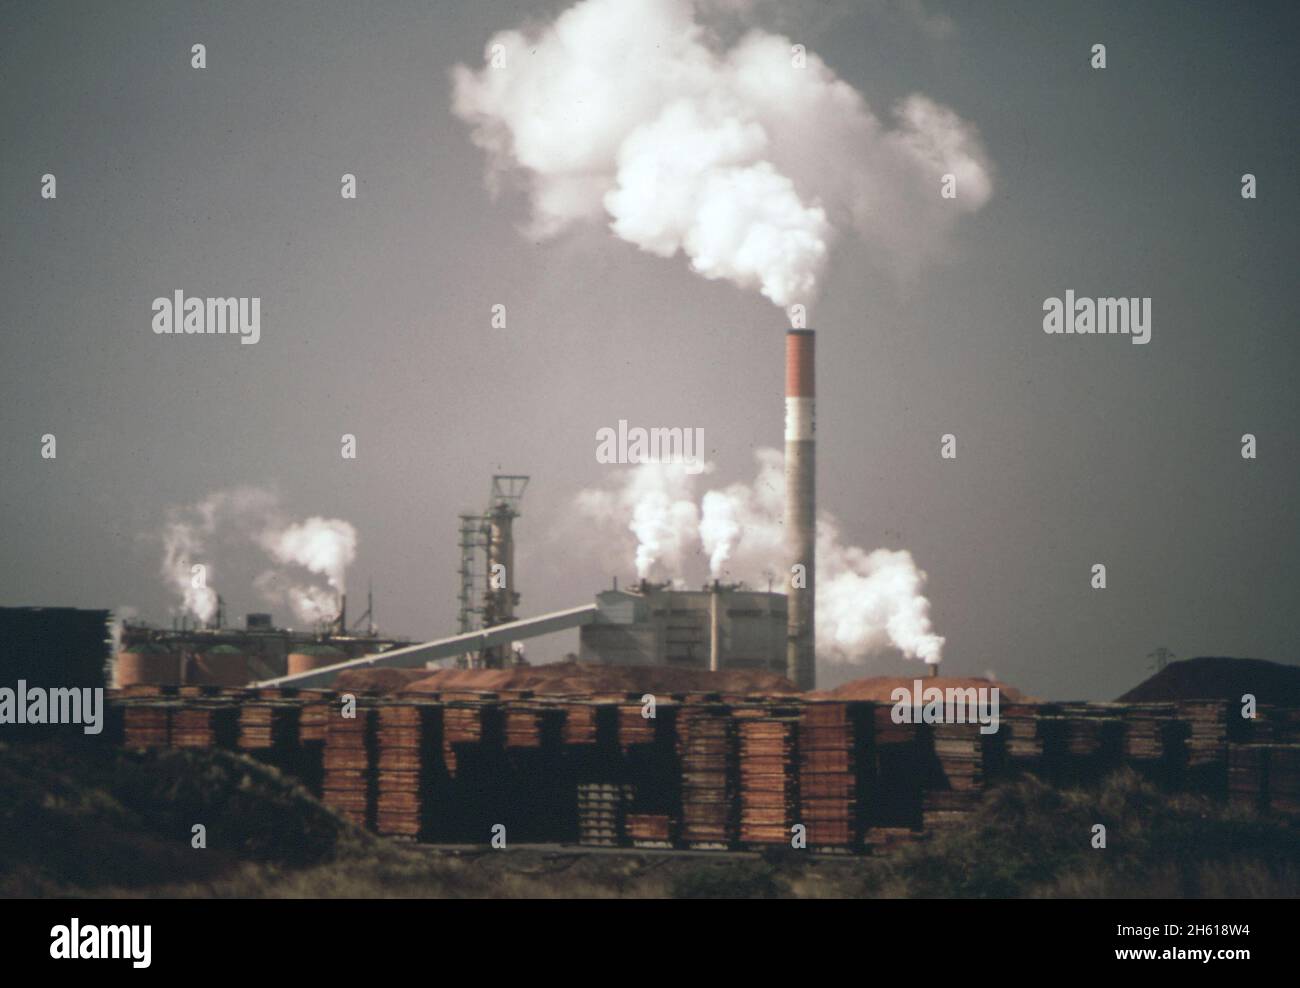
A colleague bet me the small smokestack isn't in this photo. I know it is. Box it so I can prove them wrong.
[927,661,940,678]
[709,580,722,673]
[785,329,816,691]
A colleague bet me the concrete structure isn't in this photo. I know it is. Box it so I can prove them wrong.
[785,329,816,690]
[579,582,787,674]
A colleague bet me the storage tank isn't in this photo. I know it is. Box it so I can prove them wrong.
[190,644,249,687]
[115,642,180,687]
[287,644,346,677]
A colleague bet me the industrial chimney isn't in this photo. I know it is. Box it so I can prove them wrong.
[785,329,816,691]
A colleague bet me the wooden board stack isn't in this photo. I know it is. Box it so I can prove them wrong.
[122,702,171,749]
[321,704,377,829]
[798,701,865,850]
[921,722,985,830]
[576,781,629,846]
[375,702,445,838]
[1268,745,1300,814]
[1177,700,1230,796]
[169,703,239,749]
[1227,743,1267,810]
[738,715,799,845]
[678,701,736,848]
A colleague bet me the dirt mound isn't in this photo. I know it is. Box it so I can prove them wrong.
[334,662,798,697]
[0,741,367,895]
[1117,656,1300,705]
[811,675,1030,703]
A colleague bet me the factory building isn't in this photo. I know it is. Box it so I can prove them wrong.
[579,581,787,674]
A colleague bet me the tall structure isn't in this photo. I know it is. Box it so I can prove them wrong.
[785,329,816,690]
[455,474,529,669]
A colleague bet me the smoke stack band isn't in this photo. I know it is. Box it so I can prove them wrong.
[785,329,816,690]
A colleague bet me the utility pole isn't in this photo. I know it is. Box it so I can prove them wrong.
[1147,646,1175,673]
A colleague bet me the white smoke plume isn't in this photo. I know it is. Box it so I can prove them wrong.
[259,517,357,595]
[576,449,945,664]
[577,461,706,579]
[158,488,358,627]
[451,0,992,306]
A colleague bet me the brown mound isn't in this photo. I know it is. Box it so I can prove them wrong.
[1117,656,1300,705]
[811,675,1030,703]
[334,662,798,697]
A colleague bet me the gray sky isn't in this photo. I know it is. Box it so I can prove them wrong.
[2,0,1297,700]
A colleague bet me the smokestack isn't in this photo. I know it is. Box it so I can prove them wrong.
[785,329,816,691]
[709,580,722,673]
[927,661,940,678]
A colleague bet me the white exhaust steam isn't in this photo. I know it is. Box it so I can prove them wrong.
[157,488,358,627]
[576,450,945,665]
[452,0,992,306]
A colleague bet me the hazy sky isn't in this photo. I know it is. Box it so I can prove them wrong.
[3,0,1297,700]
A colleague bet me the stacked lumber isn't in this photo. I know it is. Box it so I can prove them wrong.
[122,702,171,748]
[922,722,985,829]
[1269,745,1300,814]
[626,813,672,845]
[563,699,623,846]
[375,702,444,838]
[799,701,864,849]
[321,704,376,828]
[1227,743,1267,810]
[988,702,1051,779]
[1178,700,1230,795]
[678,701,736,847]
[169,702,238,749]
[237,702,300,753]
[738,715,799,845]
[576,781,629,846]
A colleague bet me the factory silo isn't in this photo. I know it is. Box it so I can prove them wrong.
[115,642,181,687]
[287,644,346,677]
[192,644,249,687]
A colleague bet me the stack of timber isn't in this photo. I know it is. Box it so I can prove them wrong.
[619,698,681,847]
[122,702,171,749]
[576,781,630,846]
[321,702,377,829]
[1121,703,1187,783]
[986,702,1054,780]
[921,721,985,829]
[678,700,736,848]
[375,702,446,838]
[1269,745,1300,814]
[565,699,626,847]
[295,692,332,795]
[738,713,799,846]
[1177,700,1230,796]
[1227,743,1268,811]
[799,701,867,851]
[237,701,303,775]
[169,702,239,749]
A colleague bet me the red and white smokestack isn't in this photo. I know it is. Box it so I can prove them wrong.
[785,329,816,691]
